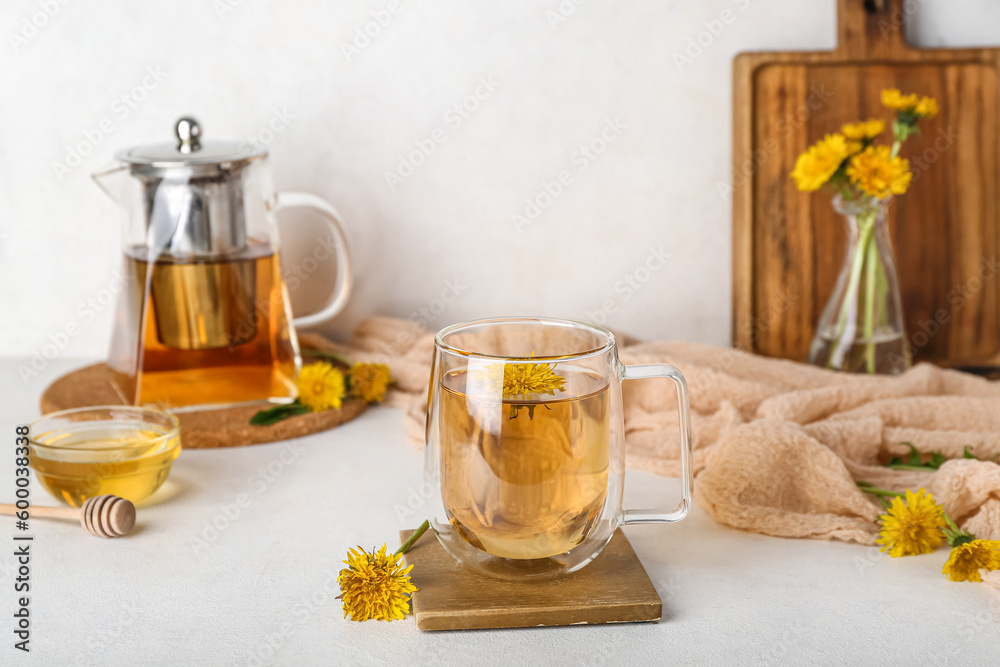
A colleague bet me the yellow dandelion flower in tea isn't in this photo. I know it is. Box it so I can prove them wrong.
[791,133,850,192]
[295,362,346,412]
[847,145,912,199]
[350,363,391,403]
[942,539,1000,583]
[841,118,885,141]
[338,545,417,621]
[876,488,947,557]
[480,356,566,399]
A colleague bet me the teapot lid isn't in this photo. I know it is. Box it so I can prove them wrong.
[115,117,262,173]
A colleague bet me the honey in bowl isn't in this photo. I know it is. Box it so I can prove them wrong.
[29,407,181,508]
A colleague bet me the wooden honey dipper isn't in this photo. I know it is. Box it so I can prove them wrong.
[0,495,136,538]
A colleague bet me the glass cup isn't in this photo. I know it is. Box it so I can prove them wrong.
[425,317,692,579]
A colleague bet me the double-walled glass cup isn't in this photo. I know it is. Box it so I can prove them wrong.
[425,317,692,579]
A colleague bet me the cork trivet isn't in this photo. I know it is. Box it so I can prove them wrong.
[39,338,366,449]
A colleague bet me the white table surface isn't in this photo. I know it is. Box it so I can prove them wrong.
[2,358,998,666]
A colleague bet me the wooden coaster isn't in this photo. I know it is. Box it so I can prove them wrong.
[400,529,662,631]
[39,336,366,449]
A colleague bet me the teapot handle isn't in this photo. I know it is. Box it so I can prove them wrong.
[272,192,353,328]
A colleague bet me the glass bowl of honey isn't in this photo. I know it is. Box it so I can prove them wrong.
[28,406,181,507]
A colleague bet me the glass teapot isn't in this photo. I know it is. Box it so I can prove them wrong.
[93,117,351,409]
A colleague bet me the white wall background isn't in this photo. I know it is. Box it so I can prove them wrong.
[2,0,999,362]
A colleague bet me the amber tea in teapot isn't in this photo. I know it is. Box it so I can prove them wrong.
[95,117,352,409]
[110,243,297,407]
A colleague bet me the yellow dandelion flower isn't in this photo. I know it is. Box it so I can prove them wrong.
[844,139,863,155]
[881,88,919,111]
[791,134,850,192]
[350,363,391,403]
[847,145,912,198]
[339,545,417,621]
[876,488,947,557]
[295,362,346,412]
[942,539,1000,583]
[882,89,938,119]
[913,96,938,119]
[842,118,885,141]
[480,356,566,399]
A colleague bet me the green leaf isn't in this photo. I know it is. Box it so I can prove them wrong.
[250,401,309,426]
[887,442,920,467]
[885,442,948,471]
[928,451,947,469]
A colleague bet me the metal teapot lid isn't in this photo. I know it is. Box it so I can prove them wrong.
[115,117,262,174]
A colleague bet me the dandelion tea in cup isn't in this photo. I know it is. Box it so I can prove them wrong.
[428,317,693,579]
[439,361,610,560]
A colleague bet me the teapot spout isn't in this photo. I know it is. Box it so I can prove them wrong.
[91,163,129,203]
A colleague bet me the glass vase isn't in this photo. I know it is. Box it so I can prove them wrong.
[808,194,911,375]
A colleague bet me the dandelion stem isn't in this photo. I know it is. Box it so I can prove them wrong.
[856,482,903,497]
[863,229,878,374]
[834,179,855,201]
[395,520,430,557]
[890,139,901,159]
[830,218,875,370]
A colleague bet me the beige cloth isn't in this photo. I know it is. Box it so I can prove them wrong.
[305,317,1000,584]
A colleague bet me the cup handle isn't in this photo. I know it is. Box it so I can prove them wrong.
[620,363,693,524]
[272,192,353,328]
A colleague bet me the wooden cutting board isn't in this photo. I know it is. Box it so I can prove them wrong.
[732,0,1000,368]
